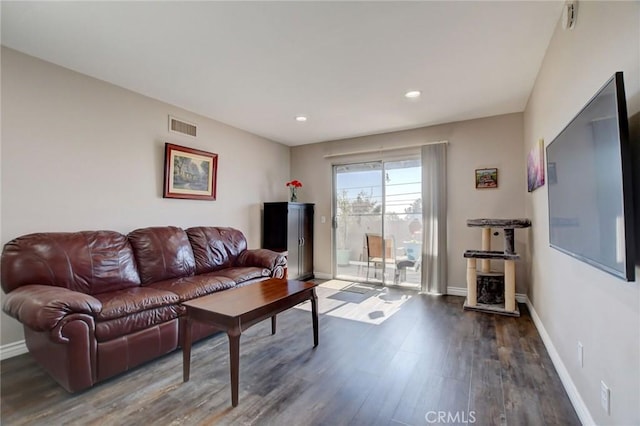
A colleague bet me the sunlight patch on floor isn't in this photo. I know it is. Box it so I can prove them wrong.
[316,279,352,290]
[295,279,412,325]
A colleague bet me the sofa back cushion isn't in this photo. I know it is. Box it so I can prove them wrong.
[1,231,141,295]
[186,227,248,274]
[128,226,196,284]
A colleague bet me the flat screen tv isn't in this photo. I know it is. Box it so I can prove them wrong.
[546,72,635,281]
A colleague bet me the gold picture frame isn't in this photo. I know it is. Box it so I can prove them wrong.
[163,143,218,200]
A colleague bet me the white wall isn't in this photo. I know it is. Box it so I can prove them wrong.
[291,113,526,291]
[0,48,291,345]
[524,2,639,424]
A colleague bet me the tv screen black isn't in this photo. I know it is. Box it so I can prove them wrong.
[546,72,635,281]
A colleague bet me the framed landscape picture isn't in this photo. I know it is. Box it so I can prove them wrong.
[475,168,498,189]
[163,143,218,200]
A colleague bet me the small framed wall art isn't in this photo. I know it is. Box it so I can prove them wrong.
[475,168,498,189]
[527,138,545,192]
[163,143,218,200]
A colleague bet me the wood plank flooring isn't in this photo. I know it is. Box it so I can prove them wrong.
[1,282,579,425]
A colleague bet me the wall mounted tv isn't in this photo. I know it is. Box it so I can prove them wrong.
[546,72,635,281]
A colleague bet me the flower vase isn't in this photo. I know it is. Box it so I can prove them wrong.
[289,187,298,202]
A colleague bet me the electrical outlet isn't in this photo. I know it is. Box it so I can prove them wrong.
[577,342,583,367]
[600,380,610,415]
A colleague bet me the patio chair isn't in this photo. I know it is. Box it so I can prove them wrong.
[364,233,415,283]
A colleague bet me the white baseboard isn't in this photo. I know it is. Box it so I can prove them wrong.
[525,298,595,426]
[446,286,527,303]
[446,286,467,297]
[314,272,333,280]
[1,340,28,360]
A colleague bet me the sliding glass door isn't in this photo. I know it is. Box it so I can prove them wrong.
[334,162,384,282]
[333,159,422,287]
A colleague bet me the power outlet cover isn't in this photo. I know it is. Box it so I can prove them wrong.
[600,381,610,415]
[577,342,584,367]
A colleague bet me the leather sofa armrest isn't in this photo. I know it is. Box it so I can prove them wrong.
[237,249,286,270]
[2,285,102,332]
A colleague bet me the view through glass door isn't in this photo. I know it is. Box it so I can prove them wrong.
[334,159,422,288]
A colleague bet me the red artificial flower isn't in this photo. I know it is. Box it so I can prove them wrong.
[286,180,302,188]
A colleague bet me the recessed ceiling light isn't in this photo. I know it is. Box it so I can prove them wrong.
[295,115,308,122]
[405,90,421,99]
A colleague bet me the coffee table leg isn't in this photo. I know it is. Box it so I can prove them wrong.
[228,326,241,407]
[311,289,319,347]
[182,316,192,382]
[271,315,276,335]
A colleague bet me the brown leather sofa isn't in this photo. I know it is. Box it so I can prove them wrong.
[1,226,286,393]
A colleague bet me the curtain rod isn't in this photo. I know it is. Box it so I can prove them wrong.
[323,140,448,159]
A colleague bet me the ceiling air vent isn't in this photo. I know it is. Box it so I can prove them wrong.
[169,115,197,137]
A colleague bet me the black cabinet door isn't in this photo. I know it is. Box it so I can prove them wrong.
[263,202,314,280]
[263,202,288,252]
[299,204,314,279]
[287,204,302,280]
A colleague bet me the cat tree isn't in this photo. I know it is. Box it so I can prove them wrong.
[463,218,531,317]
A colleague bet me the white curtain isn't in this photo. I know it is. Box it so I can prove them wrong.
[421,143,447,294]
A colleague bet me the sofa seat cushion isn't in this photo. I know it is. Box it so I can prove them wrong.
[93,287,179,321]
[95,306,181,342]
[148,274,236,302]
[205,267,271,284]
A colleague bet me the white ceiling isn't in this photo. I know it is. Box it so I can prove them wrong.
[1,1,563,146]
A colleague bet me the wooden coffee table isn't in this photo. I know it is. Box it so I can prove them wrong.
[181,278,319,407]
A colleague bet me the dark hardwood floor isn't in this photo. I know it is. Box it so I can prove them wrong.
[1,282,579,425]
